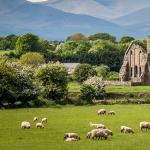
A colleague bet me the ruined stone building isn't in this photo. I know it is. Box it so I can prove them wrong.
[119,35,150,85]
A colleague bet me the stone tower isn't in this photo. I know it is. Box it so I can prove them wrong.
[147,35,150,53]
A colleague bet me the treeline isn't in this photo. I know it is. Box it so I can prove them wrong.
[1,32,146,71]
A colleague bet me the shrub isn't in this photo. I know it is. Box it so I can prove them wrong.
[35,63,68,103]
[80,84,95,103]
[107,71,119,80]
[20,52,45,67]
[73,64,97,82]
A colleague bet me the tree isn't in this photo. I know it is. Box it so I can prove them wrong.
[20,52,45,67]
[67,33,87,41]
[73,64,97,82]
[35,63,68,102]
[120,36,135,43]
[15,33,39,54]
[88,33,116,42]
[107,71,119,80]
[96,64,110,79]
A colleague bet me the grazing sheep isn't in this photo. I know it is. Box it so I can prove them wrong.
[41,118,47,123]
[36,122,44,128]
[21,121,31,129]
[121,126,134,133]
[103,129,113,136]
[91,129,108,140]
[90,122,106,129]
[65,137,78,142]
[33,117,38,122]
[97,109,106,115]
[140,121,150,131]
[64,133,80,140]
[108,111,115,115]
[86,131,92,139]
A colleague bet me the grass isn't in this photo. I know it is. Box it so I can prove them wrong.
[0,105,150,150]
[0,50,14,56]
[68,82,150,93]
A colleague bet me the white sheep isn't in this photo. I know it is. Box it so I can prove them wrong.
[86,131,92,139]
[140,121,150,131]
[36,122,44,128]
[121,126,134,133]
[91,129,108,140]
[21,121,31,129]
[41,118,47,123]
[108,111,115,115]
[64,133,80,140]
[33,117,38,122]
[97,109,106,115]
[65,137,78,142]
[90,122,106,129]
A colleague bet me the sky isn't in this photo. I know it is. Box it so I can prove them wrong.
[27,0,47,2]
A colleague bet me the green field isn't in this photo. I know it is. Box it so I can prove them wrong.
[0,50,14,56]
[1,105,150,150]
[68,82,150,93]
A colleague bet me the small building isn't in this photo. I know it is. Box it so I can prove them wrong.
[119,35,150,85]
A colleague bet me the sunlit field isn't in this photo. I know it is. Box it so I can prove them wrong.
[0,105,150,150]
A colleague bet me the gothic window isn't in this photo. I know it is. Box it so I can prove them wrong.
[131,67,133,77]
[139,67,141,76]
[134,66,138,77]
[130,51,132,55]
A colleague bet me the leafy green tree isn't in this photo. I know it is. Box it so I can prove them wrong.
[15,33,39,54]
[19,52,45,67]
[35,63,68,102]
[96,64,110,79]
[67,33,87,41]
[88,33,116,42]
[73,64,97,82]
[6,34,18,50]
[120,36,135,43]
[107,71,119,80]
[80,84,95,103]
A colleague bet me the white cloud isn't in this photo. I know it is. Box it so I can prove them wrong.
[27,0,48,2]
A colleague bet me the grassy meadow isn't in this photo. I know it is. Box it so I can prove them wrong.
[0,50,15,56]
[68,81,150,93]
[0,105,150,150]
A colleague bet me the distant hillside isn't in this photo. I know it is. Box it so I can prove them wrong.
[0,0,125,40]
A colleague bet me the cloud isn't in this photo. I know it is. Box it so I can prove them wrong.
[27,0,48,2]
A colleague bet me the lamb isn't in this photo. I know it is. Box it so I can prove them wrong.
[121,126,134,133]
[41,118,47,123]
[140,121,150,131]
[33,117,38,122]
[91,129,108,140]
[36,122,44,128]
[90,122,106,129]
[97,109,106,115]
[65,137,78,142]
[108,111,115,115]
[64,133,80,140]
[21,121,31,129]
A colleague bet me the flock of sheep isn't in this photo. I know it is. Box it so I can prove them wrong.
[64,109,150,142]
[21,117,47,129]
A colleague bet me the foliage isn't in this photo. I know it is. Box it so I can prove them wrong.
[19,52,45,67]
[96,64,110,79]
[15,33,39,54]
[35,63,68,102]
[120,36,135,43]
[73,64,97,82]
[107,71,119,80]
[67,33,87,41]
[80,84,95,103]
[88,32,116,42]
[84,76,106,99]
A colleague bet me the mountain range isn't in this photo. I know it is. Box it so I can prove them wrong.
[0,0,150,40]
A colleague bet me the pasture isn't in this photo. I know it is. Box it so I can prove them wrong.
[0,105,150,150]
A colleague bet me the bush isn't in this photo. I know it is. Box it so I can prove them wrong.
[80,84,95,103]
[107,71,119,80]
[96,64,110,79]
[35,63,68,103]
[73,64,97,82]
[0,59,38,106]
[20,52,45,67]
